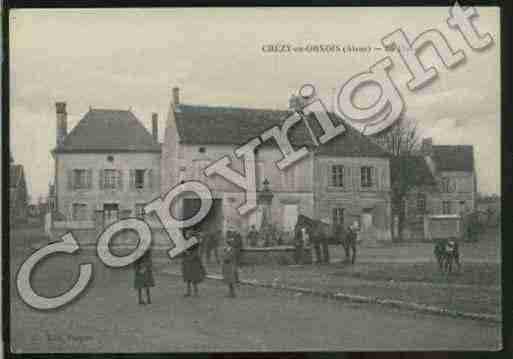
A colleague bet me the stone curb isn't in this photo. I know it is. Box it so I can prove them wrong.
[162,269,500,324]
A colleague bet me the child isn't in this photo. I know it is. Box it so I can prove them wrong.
[222,238,238,297]
[181,242,206,297]
[134,249,155,305]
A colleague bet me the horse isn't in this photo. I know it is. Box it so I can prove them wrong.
[295,215,343,264]
[333,223,357,264]
[434,238,461,274]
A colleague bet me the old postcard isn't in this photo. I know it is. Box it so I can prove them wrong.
[7,5,502,352]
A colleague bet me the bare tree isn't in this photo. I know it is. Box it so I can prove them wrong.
[373,117,422,241]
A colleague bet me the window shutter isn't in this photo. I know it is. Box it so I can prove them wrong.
[371,167,377,190]
[98,169,104,190]
[343,166,349,191]
[129,170,135,189]
[147,169,153,189]
[67,170,73,190]
[87,169,93,189]
[352,166,360,191]
[117,170,123,190]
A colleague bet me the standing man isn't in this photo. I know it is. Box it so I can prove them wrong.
[228,228,243,282]
[319,224,330,264]
[293,225,304,264]
[301,227,312,264]
[248,225,258,247]
[311,225,322,264]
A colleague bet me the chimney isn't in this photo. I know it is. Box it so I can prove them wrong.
[172,86,180,105]
[56,102,67,147]
[421,137,433,155]
[151,113,158,141]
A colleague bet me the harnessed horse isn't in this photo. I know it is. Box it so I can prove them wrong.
[434,238,461,274]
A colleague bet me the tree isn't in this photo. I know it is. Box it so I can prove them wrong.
[373,117,422,241]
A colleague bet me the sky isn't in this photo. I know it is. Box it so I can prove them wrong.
[9,7,500,201]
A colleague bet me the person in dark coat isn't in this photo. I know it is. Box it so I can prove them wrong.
[228,229,243,282]
[181,243,206,296]
[318,225,330,264]
[222,239,238,297]
[134,249,155,305]
[293,226,304,264]
[205,229,221,264]
[247,225,258,247]
[310,226,322,264]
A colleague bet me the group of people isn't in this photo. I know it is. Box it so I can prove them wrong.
[133,228,244,304]
[293,225,331,264]
[293,219,360,265]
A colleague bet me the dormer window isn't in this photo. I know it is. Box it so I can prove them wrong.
[199,147,206,154]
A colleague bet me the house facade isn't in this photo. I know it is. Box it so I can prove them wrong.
[52,103,161,226]
[398,138,478,240]
[161,87,392,241]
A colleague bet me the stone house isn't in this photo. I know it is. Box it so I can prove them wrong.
[51,102,161,227]
[161,87,392,241]
[398,138,478,239]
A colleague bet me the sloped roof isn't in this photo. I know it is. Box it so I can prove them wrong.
[432,145,474,172]
[390,156,437,187]
[174,104,389,157]
[54,109,161,153]
[10,164,25,188]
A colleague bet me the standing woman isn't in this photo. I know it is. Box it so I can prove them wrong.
[134,248,155,305]
[181,242,206,297]
[222,238,238,297]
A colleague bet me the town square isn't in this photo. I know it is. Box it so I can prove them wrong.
[8,5,502,353]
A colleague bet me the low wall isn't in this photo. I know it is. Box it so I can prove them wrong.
[424,215,462,241]
[240,246,312,266]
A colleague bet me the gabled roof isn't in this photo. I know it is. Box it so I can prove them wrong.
[10,164,25,188]
[54,109,161,153]
[174,104,389,157]
[432,145,474,172]
[390,156,437,187]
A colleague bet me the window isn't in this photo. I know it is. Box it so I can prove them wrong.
[459,201,467,214]
[440,177,455,193]
[72,203,88,221]
[361,166,373,188]
[442,201,452,215]
[332,208,345,225]
[103,169,118,189]
[135,169,146,189]
[134,203,145,217]
[73,169,87,189]
[331,165,344,187]
[416,193,426,213]
[198,147,206,153]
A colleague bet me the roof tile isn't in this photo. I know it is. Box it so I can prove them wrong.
[55,109,161,153]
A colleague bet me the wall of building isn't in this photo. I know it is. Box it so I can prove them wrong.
[313,156,392,241]
[55,152,161,220]
[170,143,315,235]
[431,171,476,214]
[174,143,314,193]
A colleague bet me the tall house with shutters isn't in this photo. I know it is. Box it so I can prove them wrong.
[162,87,392,240]
[51,103,161,224]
